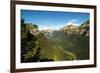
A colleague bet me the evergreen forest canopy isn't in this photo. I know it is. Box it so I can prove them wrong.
[21,19,89,63]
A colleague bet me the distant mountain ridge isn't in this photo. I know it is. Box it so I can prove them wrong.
[39,20,89,36]
[59,20,89,36]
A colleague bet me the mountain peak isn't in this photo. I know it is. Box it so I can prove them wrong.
[60,24,78,31]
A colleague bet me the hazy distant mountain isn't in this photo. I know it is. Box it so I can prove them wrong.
[59,20,89,36]
[60,24,79,35]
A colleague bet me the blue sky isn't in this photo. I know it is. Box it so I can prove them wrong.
[21,10,89,30]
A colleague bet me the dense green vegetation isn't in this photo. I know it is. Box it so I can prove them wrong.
[21,19,89,63]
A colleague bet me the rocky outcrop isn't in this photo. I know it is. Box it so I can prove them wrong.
[59,20,89,36]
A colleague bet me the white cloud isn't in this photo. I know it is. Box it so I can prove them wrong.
[39,25,64,30]
[39,19,80,30]
[39,26,52,30]
[65,19,80,26]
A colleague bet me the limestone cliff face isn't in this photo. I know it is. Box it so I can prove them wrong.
[60,24,79,35]
[59,20,89,36]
